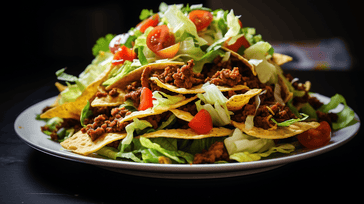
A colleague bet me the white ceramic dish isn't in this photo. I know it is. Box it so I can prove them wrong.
[14,94,360,179]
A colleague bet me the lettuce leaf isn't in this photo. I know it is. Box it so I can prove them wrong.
[80,101,93,127]
[224,128,295,162]
[120,118,152,152]
[164,5,207,46]
[92,34,116,56]
[152,91,185,109]
[244,41,277,84]
[318,94,356,130]
[102,60,140,86]
[139,137,194,164]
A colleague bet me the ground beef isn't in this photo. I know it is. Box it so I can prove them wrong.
[81,107,131,141]
[124,87,142,108]
[316,110,338,127]
[206,67,242,87]
[41,118,82,141]
[152,60,204,89]
[193,141,230,164]
[172,60,204,88]
[308,96,324,110]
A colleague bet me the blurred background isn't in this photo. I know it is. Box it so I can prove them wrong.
[20,0,362,74]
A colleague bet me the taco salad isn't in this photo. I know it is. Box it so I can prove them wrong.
[37,3,357,164]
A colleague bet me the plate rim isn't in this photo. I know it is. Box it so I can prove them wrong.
[14,94,361,174]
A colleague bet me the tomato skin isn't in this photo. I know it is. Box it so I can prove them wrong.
[296,121,331,149]
[138,87,154,111]
[112,45,137,66]
[189,10,213,32]
[146,25,176,54]
[188,109,213,134]
[156,42,180,59]
[223,35,250,52]
[136,14,159,33]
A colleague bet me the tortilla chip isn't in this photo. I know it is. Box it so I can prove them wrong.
[41,64,115,119]
[91,87,125,107]
[170,109,194,122]
[226,89,262,111]
[231,120,320,139]
[221,47,256,76]
[150,77,249,94]
[140,127,233,139]
[119,96,198,123]
[105,61,184,91]
[60,131,127,155]
[272,53,293,66]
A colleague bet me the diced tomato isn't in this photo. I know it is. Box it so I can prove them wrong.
[223,35,250,52]
[156,42,180,59]
[188,10,213,32]
[138,87,154,111]
[146,25,176,54]
[136,14,160,33]
[112,45,137,66]
[296,121,331,149]
[188,109,213,134]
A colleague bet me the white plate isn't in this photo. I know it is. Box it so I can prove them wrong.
[14,94,360,179]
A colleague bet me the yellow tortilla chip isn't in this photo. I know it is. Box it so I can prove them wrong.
[91,87,125,107]
[41,64,115,119]
[272,53,293,66]
[231,120,320,139]
[119,96,198,123]
[226,89,262,111]
[150,77,249,94]
[277,75,293,103]
[60,131,127,155]
[170,109,194,122]
[221,47,256,76]
[141,127,233,139]
[105,61,184,91]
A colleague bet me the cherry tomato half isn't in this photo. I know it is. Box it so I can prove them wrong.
[112,45,137,66]
[296,121,331,149]
[136,13,159,33]
[146,25,176,54]
[188,109,213,134]
[188,10,213,32]
[156,42,180,59]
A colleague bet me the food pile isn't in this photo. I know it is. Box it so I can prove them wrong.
[38,3,356,164]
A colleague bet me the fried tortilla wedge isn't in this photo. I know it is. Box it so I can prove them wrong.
[105,61,185,91]
[150,77,249,94]
[272,53,293,66]
[61,131,127,155]
[231,120,320,139]
[41,64,115,119]
[226,89,262,111]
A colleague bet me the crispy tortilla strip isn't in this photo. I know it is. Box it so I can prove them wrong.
[170,109,194,122]
[226,89,262,111]
[140,127,233,139]
[91,87,125,107]
[272,53,293,66]
[60,131,127,155]
[150,77,249,94]
[41,64,115,119]
[221,47,256,76]
[119,96,198,123]
[105,61,184,91]
[231,120,320,139]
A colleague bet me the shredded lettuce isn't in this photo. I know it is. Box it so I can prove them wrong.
[80,101,93,127]
[196,83,231,126]
[318,94,356,130]
[120,118,153,152]
[271,113,309,127]
[152,91,185,109]
[58,52,113,104]
[164,5,208,46]
[224,128,295,162]
[244,41,277,84]
[102,60,140,86]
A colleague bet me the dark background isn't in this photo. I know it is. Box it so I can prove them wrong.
[2,0,363,203]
